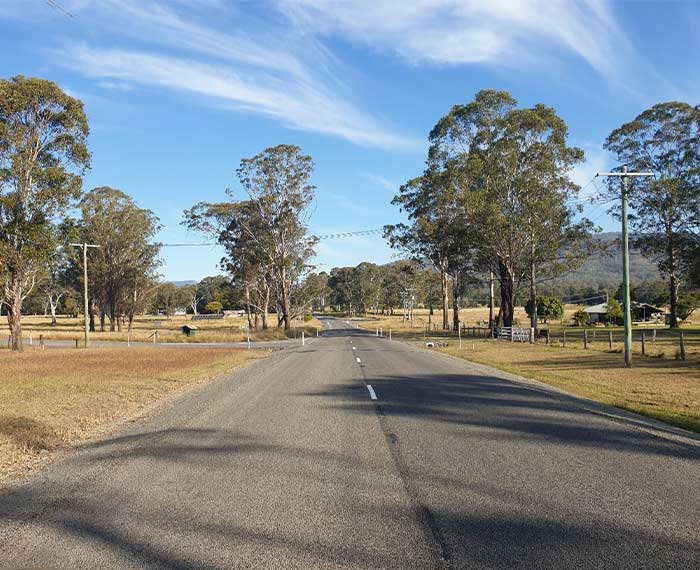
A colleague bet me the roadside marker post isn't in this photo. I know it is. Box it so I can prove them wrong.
[247,332,251,350]
[302,331,305,346]
[459,325,462,349]
[389,329,392,341]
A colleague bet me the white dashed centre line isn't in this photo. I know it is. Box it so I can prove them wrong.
[367,385,377,400]
[352,346,356,350]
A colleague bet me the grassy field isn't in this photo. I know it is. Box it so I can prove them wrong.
[0,346,267,481]
[0,313,324,345]
[434,340,700,434]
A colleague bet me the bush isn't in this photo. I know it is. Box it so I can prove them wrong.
[204,301,223,314]
[572,307,588,326]
[303,313,313,322]
[524,295,564,323]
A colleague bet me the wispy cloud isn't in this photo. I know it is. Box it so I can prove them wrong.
[363,173,397,192]
[36,0,419,150]
[277,0,634,83]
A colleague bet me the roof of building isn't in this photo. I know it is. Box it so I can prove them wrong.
[584,303,608,314]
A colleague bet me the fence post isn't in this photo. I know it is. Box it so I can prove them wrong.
[653,328,656,344]
[546,329,550,345]
[584,329,588,349]
[510,327,515,342]
[530,327,535,344]
[75,339,79,349]
[592,330,596,342]
[608,330,613,350]
[562,330,566,347]
[641,332,646,356]
[29,331,33,346]
[40,334,44,350]
[679,331,686,361]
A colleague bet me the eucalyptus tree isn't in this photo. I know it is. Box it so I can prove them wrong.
[185,145,317,330]
[74,187,161,331]
[0,76,90,350]
[236,145,317,329]
[604,102,700,328]
[386,167,459,329]
[429,90,592,329]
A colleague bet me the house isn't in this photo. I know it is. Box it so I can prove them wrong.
[584,301,666,325]
[633,303,665,323]
[584,303,609,324]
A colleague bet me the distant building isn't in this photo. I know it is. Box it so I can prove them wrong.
[584,303,609,324]
[583,302,665,325]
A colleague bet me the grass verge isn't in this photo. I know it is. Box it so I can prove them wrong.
[435,341,700,434]
[0,346,267,481]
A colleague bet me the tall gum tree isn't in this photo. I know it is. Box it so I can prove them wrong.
[604,102,700,328]
[0,76,90,351]
[429,90,593,328]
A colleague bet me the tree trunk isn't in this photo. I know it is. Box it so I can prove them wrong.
[530,259,537,334]
[488,270,495,330]
[668,243,679,328]
[245,285,253,330]
[6,285,24,352]
[49,298,58,326]
[109,300,116,332]
[441,268,449,330]
[281,286,291,330]
[453,289,460,332]
[498,260,516,327]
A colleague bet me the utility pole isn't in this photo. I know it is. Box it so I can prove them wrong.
[596,166,654,367]
[70,242,100,348]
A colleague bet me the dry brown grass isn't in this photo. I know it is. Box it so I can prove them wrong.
[0,346,267,481]
[0,314,324,345]
[438,341,700,433]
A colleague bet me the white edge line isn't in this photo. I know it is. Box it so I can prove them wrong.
[367,385,377,400]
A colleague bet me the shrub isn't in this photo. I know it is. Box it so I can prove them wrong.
[572,307,588,326]
[524,295,564,323]
[204,301,223,314]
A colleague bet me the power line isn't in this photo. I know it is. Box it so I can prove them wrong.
[160,228,387,247]
[45,0,73,17]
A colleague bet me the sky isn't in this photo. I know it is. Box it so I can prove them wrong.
[1,0,699,281]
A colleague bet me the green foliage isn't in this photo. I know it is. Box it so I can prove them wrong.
[196,275,238,312]
[204,300,223,314]
[524,295,563,322]
[677,293,700,323]
[604,102,700,327]
[0,76,90,349]
[303,313,313,322]
[416,89,593,327]
[606,299,623,323]
[184,145,317,330]
[572,308,588,326]
[71,187,161,330]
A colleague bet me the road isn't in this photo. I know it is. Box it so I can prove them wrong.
[1,317,699,569]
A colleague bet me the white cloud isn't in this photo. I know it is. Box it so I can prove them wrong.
[31,0,419,150]
[276,0,631,81]
[60,45,416,149]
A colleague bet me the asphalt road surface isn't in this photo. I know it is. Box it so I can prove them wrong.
[1,317,699,569]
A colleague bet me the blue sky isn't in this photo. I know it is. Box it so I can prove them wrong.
[1,0,699,281]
